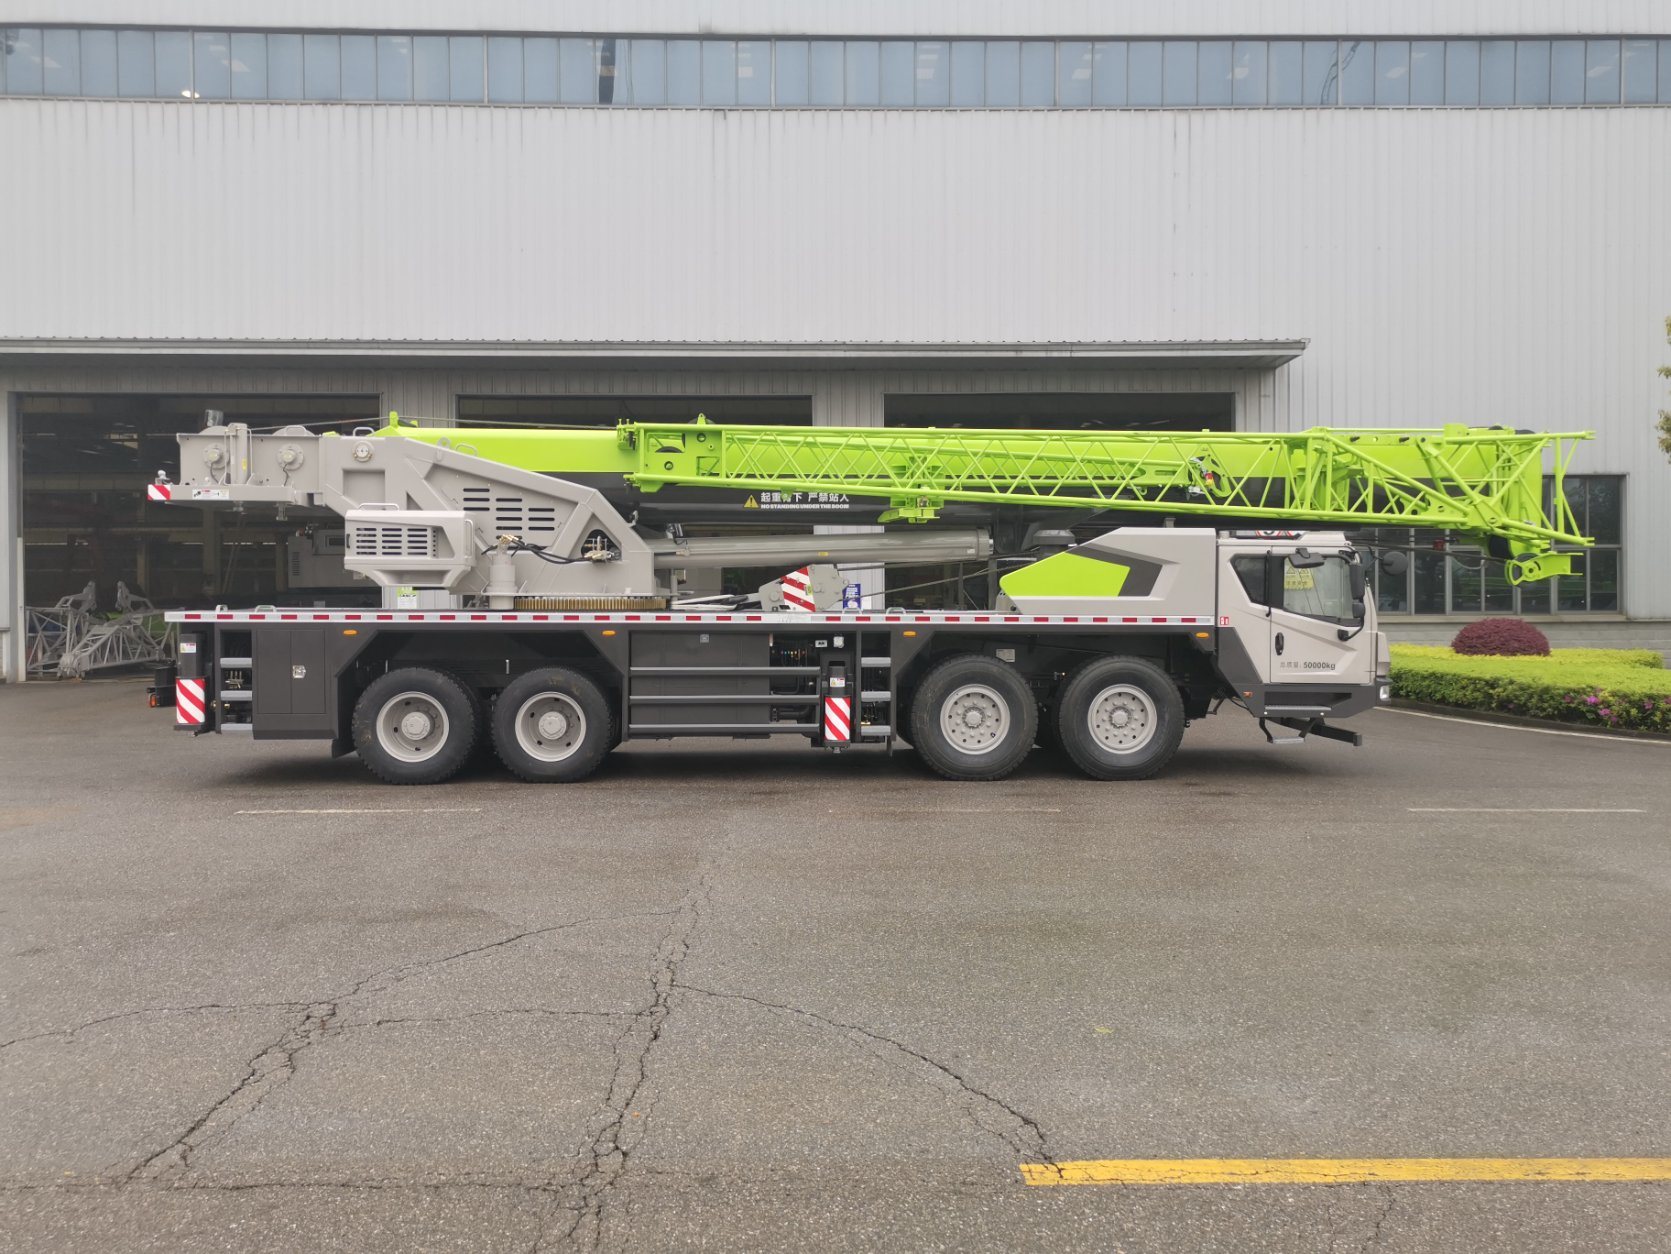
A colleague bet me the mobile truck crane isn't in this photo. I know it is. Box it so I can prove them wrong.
[149,417,1590,784]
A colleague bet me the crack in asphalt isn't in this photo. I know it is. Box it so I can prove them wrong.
[334,1009,638,1032]
[1363,1183,1398,1251]
[0,1003,312,1055]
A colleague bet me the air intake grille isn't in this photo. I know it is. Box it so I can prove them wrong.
[462,487,556,537]
[350,526,434,558]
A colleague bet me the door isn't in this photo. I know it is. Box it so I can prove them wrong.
[1265,553,1374,687]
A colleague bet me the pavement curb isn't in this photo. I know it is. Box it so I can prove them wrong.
[1386,698,1671,742]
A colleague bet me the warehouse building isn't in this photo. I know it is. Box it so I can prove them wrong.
[2,1,1669,680]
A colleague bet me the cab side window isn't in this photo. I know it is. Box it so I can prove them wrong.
[1231,555,1269,606]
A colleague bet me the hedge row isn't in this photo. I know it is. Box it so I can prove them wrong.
[1389,645,1671,732]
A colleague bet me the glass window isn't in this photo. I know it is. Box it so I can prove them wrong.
[1232,40,1266,106]
[950,40,983,106]
[604,39,629,105]
[667,39,699,104]
[1623,39,1656,102]
[1267,40,1302,104]
[845,40,879,105]
[1303,40,1338,104]
[1057,40,1092,106]
[1450,553,1483,613]
[377,35,412,101]
[1517,578,1550,616]
[1556,555,1588,611]
[736,40,770,105]
[155,31,192,98]
[487,36,523,102]
[1375,40,1409,105]
[1091,41,1127,106]
[193,32,231,101]
[1129,41,1162,105]
[341,35,375,100]
[449,36,483,101]
[630,39,665,105]
[268,33,303,100]
[1589,550,1619,611]
[775,40,809,105]
[985,41,1020,106]
[81,29,117,96]
[1483,561,1514,613]
[1281,556,1360,623]
[525,36,557,102]
[1662,41,1671,103]
[414,35,449,101]
[1231,556,1269,606]
[1588,477,1623,545]
[1515,40,1550,105]
[1198,40,1232,105]
[6,28,42,94]
[879,40,913,106]
[1586,39,1621,103]
[303,34,339,100]
[231,33,267,100]
[1480,40,1514,104]
[702,40,736,104]
[1551,40,1585,104]
[1413,546,1446,612]
[1340,40,1373,104]
[1162,40,1196,105]
[1445,40,1480,104]
[1020,41,1054,105]
[43,27,80,95]
[808,41,841,105]
[117,30,154,98]
[1410,41,1443,104]
[915,40,949,106]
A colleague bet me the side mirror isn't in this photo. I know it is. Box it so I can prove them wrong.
[1288,547,1326,569]
[1378,550,1410,577]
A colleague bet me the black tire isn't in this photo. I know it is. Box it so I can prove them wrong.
[351,667,479,785]
[908,655,1037,782]
[492,667,616,783]
[1054,656,1185,781]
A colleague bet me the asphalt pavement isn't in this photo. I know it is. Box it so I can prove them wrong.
[1,680,1668,1251]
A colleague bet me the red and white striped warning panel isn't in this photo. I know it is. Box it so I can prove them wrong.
[780,566,816,612]
[146,483,173,503]
[823,696,852,743]
[175,677,207,726]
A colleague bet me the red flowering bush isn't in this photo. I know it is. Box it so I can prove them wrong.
[1451,617,1551,657]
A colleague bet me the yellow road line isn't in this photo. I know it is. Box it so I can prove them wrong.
[1020,1158,1671,1187]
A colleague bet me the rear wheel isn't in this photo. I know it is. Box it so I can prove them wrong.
[492,667,615,783]
[352,668,479,785]
[1054,657,1185,781]
[909,655,1036,782]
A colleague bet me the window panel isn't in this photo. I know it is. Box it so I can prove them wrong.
[845,40,879,105]
[1340,39,1373,104]
[267,33,302,100]
[1515,40,1550,104]
[1267,40,1302,105]
[700,40,735,104]
[1198,40,1232,105]
[1413,548,1446,613]
[879,40,913,106]
[231,33,267,99]
[603,39,629,104]
[1588,478,1623,545]
[667,39,700,104]
[775,40,809,105]
[1446,41,1480,104]
[193,32,231,100]
[6,28,43,94]
[1410,41,1444,104]
[1303,40,1338,105]
[1375,40,1409,105]
[950,40,983,106]
[1662,41,1671,104]
[155,31,192,98]
[302,34,339,100]
[1517,579,1550,616]
[377,35,412,101]
[1480,39,1514,104]
[449,36,483,101]
[1232,40,1266,105]
[1588,550,1619,611]
[525,37,557,102]
[1551,40,1585,104]
[1585,39,1620,103]
[44,27,80,95]
[629,39,665,105]
[1057,40,1092,106]
[1020,40,1054,105]
[414,35,449,101]
[916,41,949,106]
[808,41,841,105]
[1556,555,1588,611]
[117,30,154,98]
[487,36,523,102]
[558,38,594,104]
[985,41,1020,106]
[1483,561,1513,613]
[1449,554,1483,613]
[736,40,770,105]
[1162,40,1196,105]
[1623,39,1656,102]
[1093,41,1127,105]
[341,35,375,100]
[81,29,117,95]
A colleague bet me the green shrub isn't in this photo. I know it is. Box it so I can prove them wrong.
[1388,645,1671,732]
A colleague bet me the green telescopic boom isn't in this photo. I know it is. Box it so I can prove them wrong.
[378,416,1592,582]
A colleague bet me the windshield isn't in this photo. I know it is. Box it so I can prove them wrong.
[1281,555,1358,622]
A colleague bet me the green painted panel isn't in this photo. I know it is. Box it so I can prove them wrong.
[1000,552,1129,599]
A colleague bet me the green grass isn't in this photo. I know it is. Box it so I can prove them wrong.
[1389,644,1671,732]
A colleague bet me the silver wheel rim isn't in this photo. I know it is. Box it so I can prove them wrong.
[376,691,451,763]
[515,692,587,763]
[1086,684,1158,754]
[939,683,1010,756]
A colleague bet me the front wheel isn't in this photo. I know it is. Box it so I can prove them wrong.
[908,655,1037,782]
[1054,657,1185,781]
[492,667,616,783]
[352,668,479,785]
